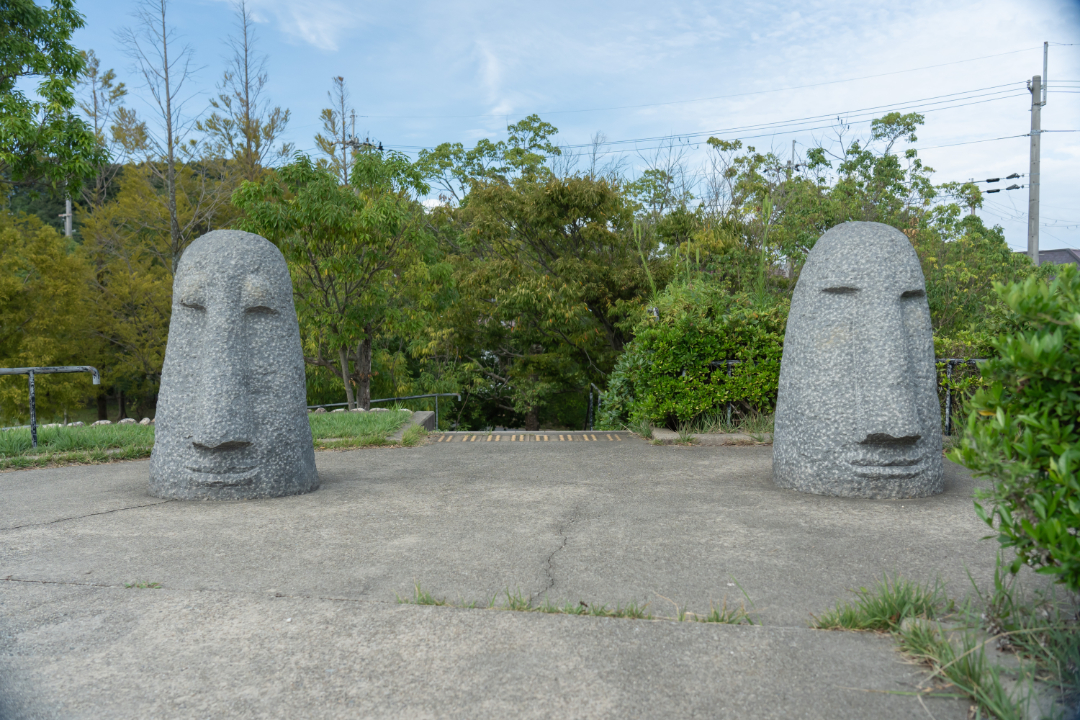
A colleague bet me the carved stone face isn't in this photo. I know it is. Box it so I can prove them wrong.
[773,222,943,498]
[149,230,318,500]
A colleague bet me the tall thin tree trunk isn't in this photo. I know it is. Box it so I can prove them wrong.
[97,392,108,421]
[117,390,127,421]
[338,346,355,410]
[356,334,372,411]
[159,0,181,274]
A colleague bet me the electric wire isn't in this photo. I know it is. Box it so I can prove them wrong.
[355,47,1046,119]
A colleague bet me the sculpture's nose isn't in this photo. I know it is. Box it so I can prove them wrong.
[193,306,254,451]
[856,298,922,445]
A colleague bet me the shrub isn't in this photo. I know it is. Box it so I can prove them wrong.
[598,282,787,429]
[951,265,1080,592]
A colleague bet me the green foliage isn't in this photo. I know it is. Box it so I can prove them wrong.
[0,0,107,194]
[433,168,661,430]
[0,211,93,423]
[233,152,435,410]
[952,266,1080,592]
[599,279,787,430]
[813,574,948,632]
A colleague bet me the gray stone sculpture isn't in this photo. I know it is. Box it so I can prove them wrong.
[773,221,943,498]
[149,230,318,500]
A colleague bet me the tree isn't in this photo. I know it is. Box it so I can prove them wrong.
[196,0,292,182]
[417,114,561,205]
[75,49,128,207]
[436,172,661,430]
[118,0,232,273]
[0,0,106,196]
[314,76,356,185]
[234,151,431,410]
[78,170,176,419]
[0,211,93,423]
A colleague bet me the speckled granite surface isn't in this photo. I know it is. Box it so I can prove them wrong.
[149,230,318,500]
[773,221,943,498]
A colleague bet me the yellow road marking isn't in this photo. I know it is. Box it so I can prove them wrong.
[486,435,492,441]
[590,434,597,441]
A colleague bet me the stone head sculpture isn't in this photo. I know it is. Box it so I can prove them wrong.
[149,230,318,500]
[773,221,942,498]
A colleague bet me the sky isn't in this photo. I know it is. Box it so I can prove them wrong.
[72,0,1080,250]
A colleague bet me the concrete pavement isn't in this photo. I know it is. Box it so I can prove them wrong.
[0,437,1010,718]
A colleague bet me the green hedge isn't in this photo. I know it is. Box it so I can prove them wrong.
[598,284,787,429]
[952,265,1080,592]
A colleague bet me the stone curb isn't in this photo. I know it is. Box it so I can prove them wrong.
[651,428,772,446]
[388,411,436,443]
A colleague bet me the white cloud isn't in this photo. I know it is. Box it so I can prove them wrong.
[218,0,364,51]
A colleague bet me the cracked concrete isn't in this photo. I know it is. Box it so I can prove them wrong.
[0,438,1029,718]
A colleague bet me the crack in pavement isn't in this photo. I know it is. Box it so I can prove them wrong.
[0,500,174,532]
[532,507,583,602]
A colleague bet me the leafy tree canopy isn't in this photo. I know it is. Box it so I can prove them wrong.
[0,0,106,195]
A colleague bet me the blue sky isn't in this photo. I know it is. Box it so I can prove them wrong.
[73,0,1080,249]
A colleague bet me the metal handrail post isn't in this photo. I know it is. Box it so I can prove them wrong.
[28,370,36,448]
[0,366,101,448]
[944,360,954,436]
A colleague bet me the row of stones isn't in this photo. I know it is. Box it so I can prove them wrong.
[32,417,153,429]
[308,407,412,414]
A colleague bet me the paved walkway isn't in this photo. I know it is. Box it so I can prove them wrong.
[0,437,1018,719]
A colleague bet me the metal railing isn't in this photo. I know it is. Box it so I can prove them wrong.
[308,393,461,429]
[0,366,100,448]
[939,358,985,436]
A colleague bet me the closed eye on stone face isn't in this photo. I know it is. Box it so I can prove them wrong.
[245,305,278,315]
[822,286,860,294]
[180,297,206,311]
[901,289,925,299]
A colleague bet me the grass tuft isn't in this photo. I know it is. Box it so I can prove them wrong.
[400,424,427,447]
[813,574,947,632]
[897,621,1027,720]
[397,584,448,606]
[124,581,162,589]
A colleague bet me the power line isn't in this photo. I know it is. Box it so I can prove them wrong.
[356,48,1044,119]
[385,85,1028,155]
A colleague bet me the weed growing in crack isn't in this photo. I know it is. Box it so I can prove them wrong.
[812,574,948,632]
[814,565,1079,718]
[397,584,448,606]
[124,581,162,589]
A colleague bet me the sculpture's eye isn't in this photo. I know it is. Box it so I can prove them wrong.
[180,298,206,311]
[822,286,860,294]
[901,289,925,299]
[245,305,278,315]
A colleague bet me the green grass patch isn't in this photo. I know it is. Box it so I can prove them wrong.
[396,584,758,623]
[0,423,155,457]
[815,568,1079,718]
[308,409,410,441]
[0,408,416,469]
[813,574,948,632]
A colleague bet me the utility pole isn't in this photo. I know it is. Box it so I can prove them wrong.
[58,197,72,237]
[1027,74,1042,266]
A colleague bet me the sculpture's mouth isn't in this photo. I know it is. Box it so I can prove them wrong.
[849,455,924,479]
[185,465,257,487]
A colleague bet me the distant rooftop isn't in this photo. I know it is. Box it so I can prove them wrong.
[1013,248,1080,268]
[1037,248,1080,267]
